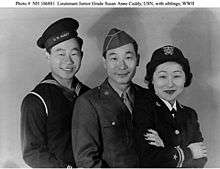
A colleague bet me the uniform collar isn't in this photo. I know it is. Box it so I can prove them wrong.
[45,72,80,89]
[160,98,177,111]
[107,78,132,98]
[104,78,135,106]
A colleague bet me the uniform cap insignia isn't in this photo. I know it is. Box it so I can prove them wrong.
[163,46,174,55]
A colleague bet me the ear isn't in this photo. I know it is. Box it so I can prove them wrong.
[80,51,84,59]
[136,53,140,66]
[45,51,50,60]
[102,57,107,69]
[144,78,148,84]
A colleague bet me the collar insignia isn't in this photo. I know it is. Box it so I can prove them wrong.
[156,102,161,107]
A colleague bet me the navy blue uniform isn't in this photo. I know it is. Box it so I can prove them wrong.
[134,91,207,167]
[20,73,90,168]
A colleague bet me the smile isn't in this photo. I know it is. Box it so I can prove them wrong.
[164,90,176,95]
[61,67,75,71]
[116,73,129,77]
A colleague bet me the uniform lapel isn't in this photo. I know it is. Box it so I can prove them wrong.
[99,79,131,119]
[154,97,175,126]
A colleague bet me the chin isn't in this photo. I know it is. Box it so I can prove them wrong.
[61,74,75,80]
[116,78,131,85]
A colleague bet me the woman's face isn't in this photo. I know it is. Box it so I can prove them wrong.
[152,61,186,104]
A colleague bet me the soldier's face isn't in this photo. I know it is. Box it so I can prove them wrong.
[103,43,139,88]
[47,38,82,81]
[152,62,186,104]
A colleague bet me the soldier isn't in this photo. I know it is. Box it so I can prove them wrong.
[20,18,90,168]
[134,45,207,167]
[72,28,149,167]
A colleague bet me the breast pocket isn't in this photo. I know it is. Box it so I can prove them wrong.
[102,119,127,148]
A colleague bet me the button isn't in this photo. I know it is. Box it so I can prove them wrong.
[104,91,109,95]
[112,121,116,126]
[175,129,180,135]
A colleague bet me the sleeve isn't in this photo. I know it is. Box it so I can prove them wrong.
[72,96,108,168]
[137,108,207,168]
[137,129,186,167]
[182,109,208,168]
[20,94,64,168]
[135,104,182,167]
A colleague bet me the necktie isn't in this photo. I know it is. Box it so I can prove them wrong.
[121,91,133,114]
[170,109,176,118]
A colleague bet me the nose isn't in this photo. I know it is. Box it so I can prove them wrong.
[63,54,74,64]
[167,77,174,87]
[118,59,128,70]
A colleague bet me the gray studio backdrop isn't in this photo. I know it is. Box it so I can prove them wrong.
[0,8,219,167]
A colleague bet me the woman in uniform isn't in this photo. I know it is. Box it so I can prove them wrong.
[134,45,207,168]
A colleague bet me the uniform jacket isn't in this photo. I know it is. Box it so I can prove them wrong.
[20,73,90,168]
[72,79,148,168]
[133,91,207,168]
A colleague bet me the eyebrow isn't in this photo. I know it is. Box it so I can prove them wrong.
[54,48,65,52]
[54,47,80,52]
[157,70,167,74]
[71,48,80,52]
[126,51,134,54]
[173,70,183,73]
[108,52,117,56]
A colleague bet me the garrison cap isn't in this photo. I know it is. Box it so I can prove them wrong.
[37,17,80,50]
[145,45,193,87]
[103,28,137,55]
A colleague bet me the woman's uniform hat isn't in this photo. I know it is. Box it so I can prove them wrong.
[37,18,80,50]
[103,28,137,56]
[145,45,193,87]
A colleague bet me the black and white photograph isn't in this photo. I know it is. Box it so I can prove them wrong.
[0,4,220,168]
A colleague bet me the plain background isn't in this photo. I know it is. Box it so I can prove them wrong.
[0,8,220,167]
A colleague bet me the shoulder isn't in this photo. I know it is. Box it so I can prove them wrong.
[21,91,48,118]
[77,86,100,101]
[78,82,90,95]
[34,82,60,96]
[133,83,156,103]
[22,82,62,115]
[178,103,198,120]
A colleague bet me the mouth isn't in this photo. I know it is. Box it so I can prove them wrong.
[116,73,129,77]
[164,90,176,95]
[61,67,75,72]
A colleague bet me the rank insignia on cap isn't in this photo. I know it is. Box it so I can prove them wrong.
[163,46,174,55]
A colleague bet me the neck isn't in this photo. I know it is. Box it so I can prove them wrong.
[168,99,175,106]
[51,73,73,90]
[108,78,130,93]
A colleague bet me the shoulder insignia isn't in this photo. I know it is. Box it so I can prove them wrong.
[179,104,184,109]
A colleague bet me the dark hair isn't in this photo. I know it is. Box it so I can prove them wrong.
[102,41,138,58]
[146,60,193,91]
[46,36,83,54]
